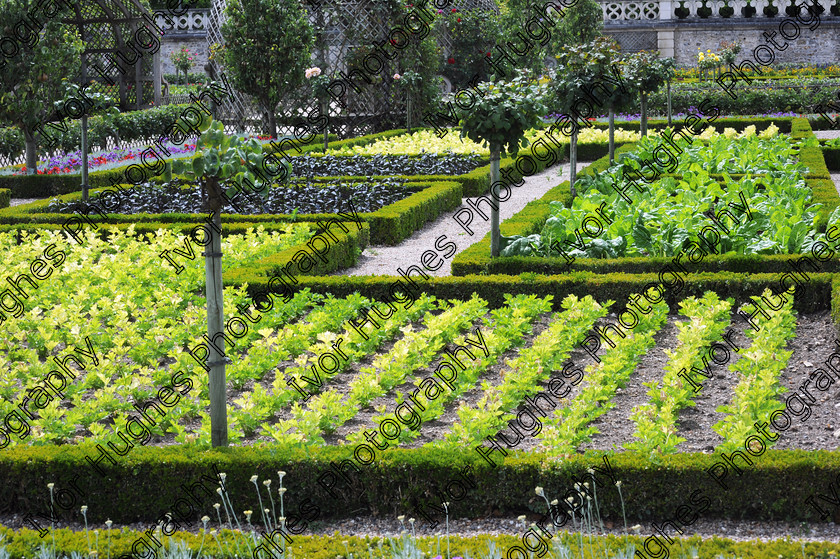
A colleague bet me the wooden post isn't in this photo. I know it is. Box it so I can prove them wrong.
[667,79,672,126]
[490,149,501,257]
[608,108,615,164]
[81,115,89,202]
[570,129,578,199]
[641,93,648,137]
[205,176,228,448]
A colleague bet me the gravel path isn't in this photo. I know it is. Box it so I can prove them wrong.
[339,161,590,277]
[814,130,840,140]
[9,198,42,207]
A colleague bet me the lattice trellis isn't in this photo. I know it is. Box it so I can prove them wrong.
[62,0,160,111]
[205,0,498,137]
[606,31,659,52]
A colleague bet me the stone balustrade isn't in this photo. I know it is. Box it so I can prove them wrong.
[602,0,836,20]
[153,8,208,34]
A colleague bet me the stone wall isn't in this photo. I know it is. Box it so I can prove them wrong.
[159,36,210,79]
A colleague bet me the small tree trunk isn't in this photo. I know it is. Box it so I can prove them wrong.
[641,93,648,138]
[667,79,672,126]
[81,115,90,202]
[322,100,329,151]
[406,94,412,133]
[490,149,501,257]
[23,128,38,175]
[570,129,578,199]
[267,105,278,140]
[608,108,616,165]
[205,176,228,448]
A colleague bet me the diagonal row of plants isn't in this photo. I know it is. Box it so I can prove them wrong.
[713,288,798,453]
[536,292,669,457]
[435,294,609,450]
[264,295,489,444]
[625,291,733,455]
[350,293,555,447]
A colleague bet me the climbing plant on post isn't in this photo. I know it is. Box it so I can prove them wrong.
[456,72,546,257]
[170,117,290,447]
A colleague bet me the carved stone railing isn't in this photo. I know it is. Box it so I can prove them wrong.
[601,0,836,20]
[154,8,208,34]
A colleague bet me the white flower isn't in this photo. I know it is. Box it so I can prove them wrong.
[631,524,642,533]
[263,479,271,487]
[213,503,221,510]
[305,67,322,79]
[277,471,286,480]
[244,511,253,520]
[219,473,227,481]
[279,487,287,495]
[583,482,589,489]
[250,475,258,483]
[105,520,113,528]
[587,468,595,475]
[393,73,401,80]
[550,499,558,506]
[216,488,223,495]
[47,483,55,490]
[517,515,527,522]
[398,515,405,522]
[201,516,210,524]
[81,506,88,514]
[409,518,415,525]
[535,486,544,496]
[615,481,622,488]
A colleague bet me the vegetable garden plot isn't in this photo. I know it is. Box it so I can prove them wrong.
[502,128,830,258]
[289,153,485,177]
[40,179,414,215]
[4,249,835,452]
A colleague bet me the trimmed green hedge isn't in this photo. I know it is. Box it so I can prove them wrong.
[0,188,9,208]
[0,180,459,246]
[227,222,368,283]
[229,271,833,315]
[2,445,840,525]
[821,144,840,171]
[587,116,792,134]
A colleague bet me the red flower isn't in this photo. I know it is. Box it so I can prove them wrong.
[390,39,397,45]
[448,57,455,64]
[457,17,461,21]
[451,7,457,11]
[486,52,491,57]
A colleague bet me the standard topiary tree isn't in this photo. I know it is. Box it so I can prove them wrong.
[456,72,546,257]
[169,117,291,447]
[623,51,675,137]
[222,0,314,138]
[0,0,82,174]
[553,37,628,194]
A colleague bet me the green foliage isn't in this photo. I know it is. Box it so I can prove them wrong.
[0,188,10,208]
[456,73,547,156]
[551,0,603,48]
[169,118,290,202]
[221,0,314,136]
[622,51,675,96]
[436,7,502,83]
[551,37,631,115]
[0,0,82,173]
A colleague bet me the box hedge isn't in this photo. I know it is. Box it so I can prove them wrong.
[2,445,840,526]
[0,180,459,246]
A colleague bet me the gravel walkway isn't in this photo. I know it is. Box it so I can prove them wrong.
[9,198,42,207]
[340,161,590,277]
[814,129,840,140]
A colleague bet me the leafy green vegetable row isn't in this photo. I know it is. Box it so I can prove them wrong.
[626,291,733,455]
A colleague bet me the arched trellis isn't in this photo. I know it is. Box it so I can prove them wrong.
[62,0,160,111]
[205,0,498,137]
[59,0,160,199]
